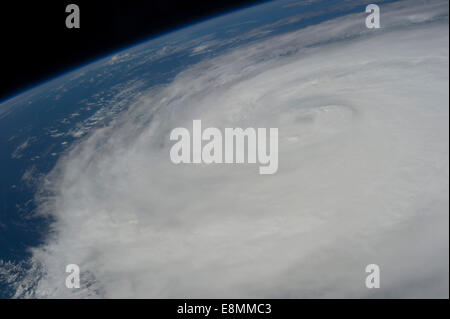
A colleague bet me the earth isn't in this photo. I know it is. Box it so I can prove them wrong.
[0,0,448,298]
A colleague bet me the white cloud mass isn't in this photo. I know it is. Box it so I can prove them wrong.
[13,0,450,298]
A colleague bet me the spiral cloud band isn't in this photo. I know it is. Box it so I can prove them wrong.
[12,0,449,298]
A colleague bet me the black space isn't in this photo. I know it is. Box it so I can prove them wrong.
[0,0,264,101]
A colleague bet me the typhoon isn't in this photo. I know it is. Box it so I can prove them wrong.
[0,0,448,298]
